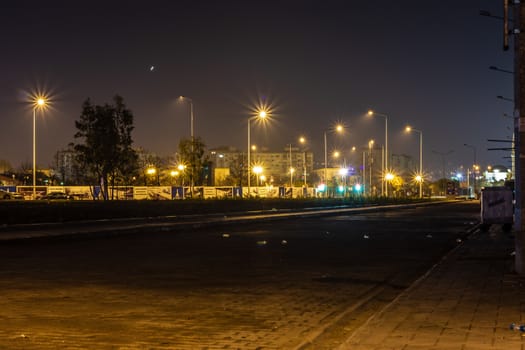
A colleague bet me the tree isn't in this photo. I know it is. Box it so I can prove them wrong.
[177,137,209,189]
[73,95,139,200]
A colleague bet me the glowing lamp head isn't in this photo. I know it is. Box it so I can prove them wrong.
[405,126,412,132]
[367,110,374,116]
[258,110,267,119]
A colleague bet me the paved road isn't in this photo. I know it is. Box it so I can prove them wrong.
[0,201,479,349]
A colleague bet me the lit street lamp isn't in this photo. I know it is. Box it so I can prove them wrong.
[253,165,263,187]
[33,97,46,199]
[324,124,344,197]
[367,110,389,196]
[406,126,423,198]
[299,136,307,187]
[177,163,186,199]
[248,110,267,196]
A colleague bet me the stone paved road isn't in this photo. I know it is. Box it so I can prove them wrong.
[0,202,478,349]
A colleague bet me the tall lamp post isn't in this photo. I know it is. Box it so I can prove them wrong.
[299,136,307,187]
[33,97,46,199]
[179,96,194,195]
[464,143,477,198]
[367,110,388,196]
[247,110,267,196]
[324,124,344,197]
[406,126,423,198]
[432,149,454,196]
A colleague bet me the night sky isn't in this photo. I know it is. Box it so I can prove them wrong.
[0,1,514,177]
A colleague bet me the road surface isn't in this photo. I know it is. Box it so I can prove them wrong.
[0,201,479,349]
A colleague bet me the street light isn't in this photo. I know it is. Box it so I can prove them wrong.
[464,143,477,198]
[367,110,388,196]
[368,139,374,196]
[252,165,263,187]
[248,111,267,196]
[432,149,454,196]
[179,96,195,194]
[33,97,47,199]
[177,163,186,199]
[299,136,307,187]
[324,124,344,197]
[406,126,423,198]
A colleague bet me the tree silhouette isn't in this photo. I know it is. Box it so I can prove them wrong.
[73,95,138,199]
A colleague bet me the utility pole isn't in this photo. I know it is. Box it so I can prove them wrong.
[512,1,525,273]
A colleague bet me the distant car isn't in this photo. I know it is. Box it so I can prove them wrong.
[40,192,71,200]
[0,189,24,200]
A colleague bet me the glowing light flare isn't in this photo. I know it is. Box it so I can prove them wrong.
[385,172,395,181]
[252,165,263,175]
[32,95,49,110]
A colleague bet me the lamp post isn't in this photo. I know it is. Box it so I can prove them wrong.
[406,126,423,198]
[33,97,46,200]
[179,96,194,195]
[253,165,263,187]
[299,136,307,187]
[464,143,477,198]
[324,124,344,197]
[367,110,389,196]
[368,139,374,196]
[247,110,267,196]
[177,164,186,199]
[432,149,454,195]
[287,143,295,188]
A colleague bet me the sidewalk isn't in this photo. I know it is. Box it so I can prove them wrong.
[339,225,525,350]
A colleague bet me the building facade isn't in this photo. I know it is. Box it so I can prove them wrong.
[209,147,314,187]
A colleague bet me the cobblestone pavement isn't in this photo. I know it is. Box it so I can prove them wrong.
[0,202,478,349]
[340,224,525,350]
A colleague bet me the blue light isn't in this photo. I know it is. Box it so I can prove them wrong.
[354,183,362,192]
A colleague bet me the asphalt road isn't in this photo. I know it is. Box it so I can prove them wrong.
[0,201,479,349]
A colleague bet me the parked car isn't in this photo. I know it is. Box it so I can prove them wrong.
[40,192,72,200]
[0,189,24,200]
